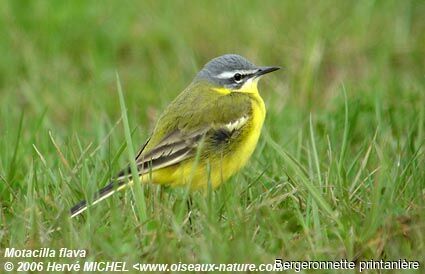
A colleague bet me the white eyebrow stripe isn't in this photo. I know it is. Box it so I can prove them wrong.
[215,70,257,79]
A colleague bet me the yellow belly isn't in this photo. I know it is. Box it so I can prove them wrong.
[141,93,266,190]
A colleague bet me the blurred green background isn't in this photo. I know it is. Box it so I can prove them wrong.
[1,0,424,269]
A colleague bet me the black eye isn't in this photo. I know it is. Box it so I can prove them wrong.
[234,73,243,82]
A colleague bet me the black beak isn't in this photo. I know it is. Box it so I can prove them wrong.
[255,66,281,77]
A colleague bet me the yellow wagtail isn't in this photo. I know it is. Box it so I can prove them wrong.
[71,54,279,217]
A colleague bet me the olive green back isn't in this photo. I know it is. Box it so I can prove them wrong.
[144,81,252,152]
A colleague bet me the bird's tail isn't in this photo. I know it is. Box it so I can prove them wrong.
[70,179,130,218]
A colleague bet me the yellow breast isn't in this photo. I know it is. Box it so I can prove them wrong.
[210,92,265,187]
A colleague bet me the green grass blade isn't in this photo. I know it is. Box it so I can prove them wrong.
[116,72,148,224]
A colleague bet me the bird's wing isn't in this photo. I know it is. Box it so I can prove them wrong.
[114,127,208,181]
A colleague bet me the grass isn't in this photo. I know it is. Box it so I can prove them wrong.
[1,0,424,272]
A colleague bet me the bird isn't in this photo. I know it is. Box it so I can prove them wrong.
[70,54,280,217]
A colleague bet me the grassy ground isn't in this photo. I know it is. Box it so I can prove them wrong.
[1,0,424,273]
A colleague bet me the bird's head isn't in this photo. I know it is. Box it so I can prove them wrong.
[196,54,280,93]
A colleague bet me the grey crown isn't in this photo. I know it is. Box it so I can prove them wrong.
[196,54,258,87]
